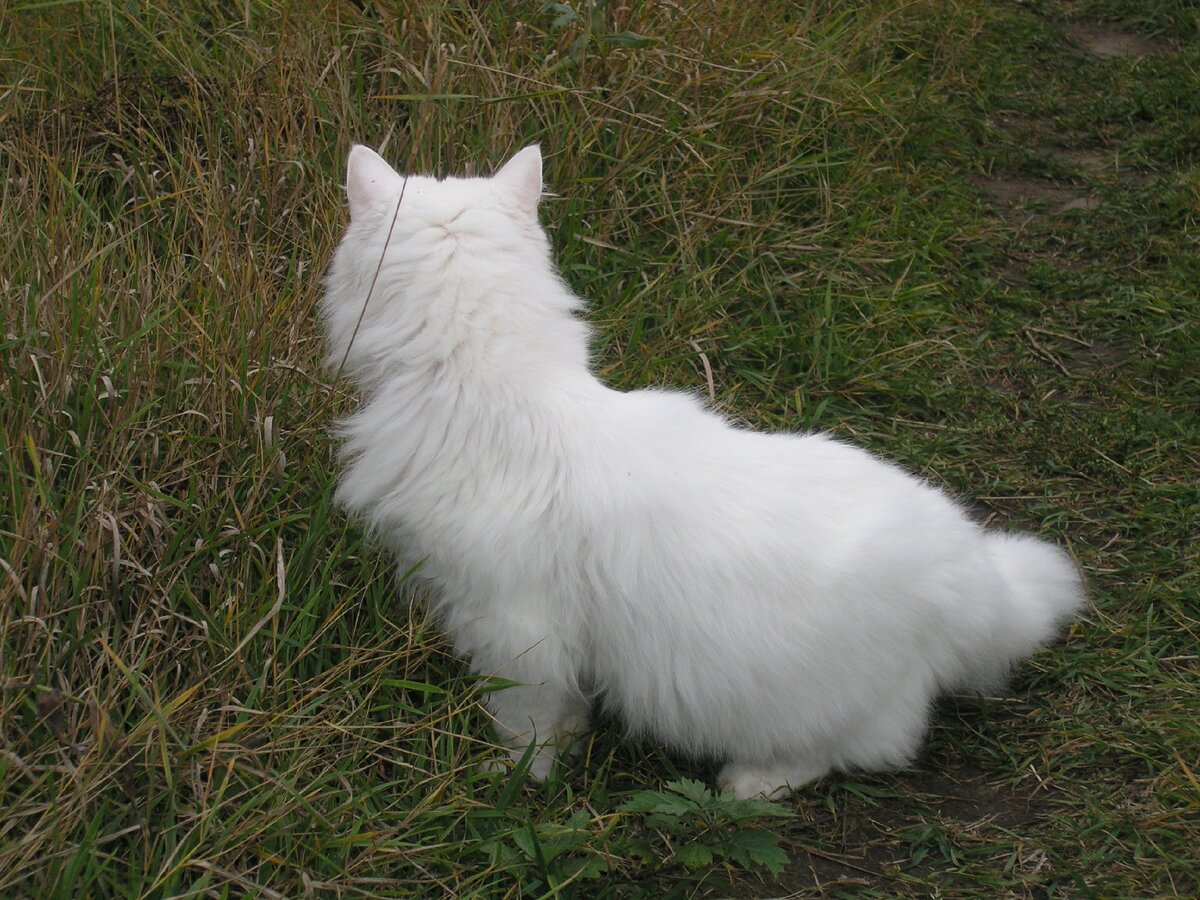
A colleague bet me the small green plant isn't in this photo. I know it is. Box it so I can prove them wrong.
[619,778,794,876]
[543,0,654,66]
[481,809,611,894]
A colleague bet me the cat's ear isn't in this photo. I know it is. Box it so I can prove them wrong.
[493,145,542,216]
[346,145,402,221]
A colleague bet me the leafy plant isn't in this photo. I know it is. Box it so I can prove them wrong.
[481,809,611,893]
[619,778,794,876]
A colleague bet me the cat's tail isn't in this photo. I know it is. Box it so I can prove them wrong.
[955,533,1087,692]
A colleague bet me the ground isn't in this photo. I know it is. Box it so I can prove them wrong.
[1,0,1197,896]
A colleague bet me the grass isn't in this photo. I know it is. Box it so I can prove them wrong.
[2,0,1197,895]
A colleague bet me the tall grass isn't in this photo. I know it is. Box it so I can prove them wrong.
[3,0,1197,895]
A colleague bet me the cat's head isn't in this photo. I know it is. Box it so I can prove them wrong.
[345,143,543,231]
[323,145,577,380]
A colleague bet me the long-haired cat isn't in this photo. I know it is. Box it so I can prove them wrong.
[322,144,1086,799]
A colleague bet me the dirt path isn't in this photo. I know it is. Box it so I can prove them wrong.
[972,17,1166,238]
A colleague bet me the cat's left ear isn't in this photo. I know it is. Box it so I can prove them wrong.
[346,145,403,222]
[493,145,542,216]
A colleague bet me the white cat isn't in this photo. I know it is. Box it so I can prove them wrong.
[322,144,1086,799]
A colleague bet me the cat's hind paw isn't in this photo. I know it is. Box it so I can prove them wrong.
[717,758,830,800]
[717,766,793,800]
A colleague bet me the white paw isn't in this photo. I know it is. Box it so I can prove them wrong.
[478,755,510,775]
[480,744,558,781]
[717,765,793,801]
[526,748,556,781]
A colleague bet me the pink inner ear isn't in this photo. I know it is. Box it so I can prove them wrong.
[493,145,543,215]
[347,145,401,220]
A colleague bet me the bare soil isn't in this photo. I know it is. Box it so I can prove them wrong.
[1064,22,1170,59]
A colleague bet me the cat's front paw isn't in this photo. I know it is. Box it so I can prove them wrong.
[481,743,559,782]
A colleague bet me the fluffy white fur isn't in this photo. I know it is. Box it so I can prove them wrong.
[322,144,1087,799]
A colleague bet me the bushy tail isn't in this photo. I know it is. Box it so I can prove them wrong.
[954,533,1087,692]
[992,533,1087,648]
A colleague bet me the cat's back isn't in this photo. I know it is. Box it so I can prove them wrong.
[568,383,970,584]
[575,384,918,508]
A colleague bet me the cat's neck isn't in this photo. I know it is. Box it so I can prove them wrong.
[348,259,593,397]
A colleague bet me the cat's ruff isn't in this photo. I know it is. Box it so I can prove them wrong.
[322,144,1086,800]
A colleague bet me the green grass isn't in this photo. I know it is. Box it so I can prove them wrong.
[2,0,1197,895]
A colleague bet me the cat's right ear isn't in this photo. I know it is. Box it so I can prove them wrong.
[493,145,543,217]
[346,145,402,221]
